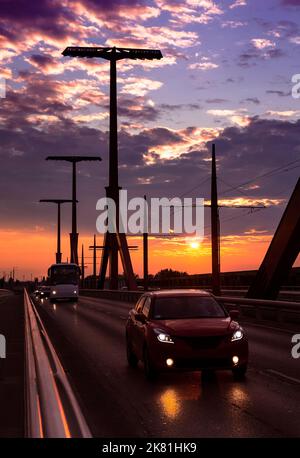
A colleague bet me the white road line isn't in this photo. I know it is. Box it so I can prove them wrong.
[266,369,300,385]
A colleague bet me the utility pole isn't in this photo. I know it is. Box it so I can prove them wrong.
[209,143,265,295]
[62,46,162,290]
[88,234,98,288]
[46,156,101,265]
[211,144,221,295]
[40,199,73,263]
[143,195,149,291]
[81,244,85,288]
[12,267,18,282]
[93,234,97,279]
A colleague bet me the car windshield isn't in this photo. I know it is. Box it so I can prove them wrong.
[152,296,227,320]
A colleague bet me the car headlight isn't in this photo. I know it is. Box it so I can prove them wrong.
[74,290,77,294]
[154,329,174,344]
[231,328,244,342]
[52,290,57,295]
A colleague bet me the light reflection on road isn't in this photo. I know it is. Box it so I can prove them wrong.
[159,389,181,419]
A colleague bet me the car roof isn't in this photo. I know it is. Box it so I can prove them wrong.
[145,289,212,298]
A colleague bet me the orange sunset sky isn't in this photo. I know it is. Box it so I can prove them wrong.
[0,227,289,281]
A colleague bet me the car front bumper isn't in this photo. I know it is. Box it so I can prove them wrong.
[148,336,248,371]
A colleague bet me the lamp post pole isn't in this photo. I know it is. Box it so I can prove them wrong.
[211,144,221,296]
[46,156,102,265]
[62,46,162,289]
[39,199,73,264]
[143,195,149,291]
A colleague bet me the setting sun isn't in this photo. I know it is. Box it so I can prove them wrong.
[190,241,200,250]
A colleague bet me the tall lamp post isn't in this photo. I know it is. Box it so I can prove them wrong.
[46,156,102,265]
[211,144,221,296]
[39,199,74,263]
[62,46,163,290]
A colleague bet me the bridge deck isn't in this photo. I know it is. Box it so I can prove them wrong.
[35,295,300,438]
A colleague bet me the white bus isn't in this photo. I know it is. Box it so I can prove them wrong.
[47,263,81,302]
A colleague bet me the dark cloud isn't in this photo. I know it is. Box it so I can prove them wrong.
[205,99,228,104]
[160,103,201,111]
[0,0,73,44]
[79,0,145,9]
[118,97,160,121]
[281,0,300,5]
[0,0,149,49]
[1,72,300,239]
[240,97,260,105]
[266,90,290,97]
[238,47,285,67]
[256,18,299,40]
[0,0,64,22]
[29,54,56,69]
[0,82,73,131]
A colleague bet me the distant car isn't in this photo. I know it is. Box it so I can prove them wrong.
[39,285,51,298]
[126,289,248,380]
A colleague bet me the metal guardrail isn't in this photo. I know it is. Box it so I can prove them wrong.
[24,289,92,438]
[216,295,300,324]
[80,289,300,325]
[80,288,143,303]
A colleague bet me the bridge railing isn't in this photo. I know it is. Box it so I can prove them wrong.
[80,289,300,326]
[80,288,142,303]
[215,295,300,325]
[24,289,91,438]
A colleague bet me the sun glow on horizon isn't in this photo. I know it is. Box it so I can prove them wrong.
[190,241,200,249]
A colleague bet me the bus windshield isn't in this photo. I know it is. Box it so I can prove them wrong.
[48,265,80,286]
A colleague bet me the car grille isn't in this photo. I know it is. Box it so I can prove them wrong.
[176,335,228,349]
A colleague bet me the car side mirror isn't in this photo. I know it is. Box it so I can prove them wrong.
[135,313,147,324]
[229,309,240,320]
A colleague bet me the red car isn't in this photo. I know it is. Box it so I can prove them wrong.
[126,290,248,379]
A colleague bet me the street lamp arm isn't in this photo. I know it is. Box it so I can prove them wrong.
[46,156,102,162]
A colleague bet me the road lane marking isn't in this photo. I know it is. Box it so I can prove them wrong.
[266,369,300,385]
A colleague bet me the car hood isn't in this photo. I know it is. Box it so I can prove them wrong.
[151,317,233,337]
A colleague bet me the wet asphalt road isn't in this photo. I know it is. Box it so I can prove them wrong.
[35,295,300,438]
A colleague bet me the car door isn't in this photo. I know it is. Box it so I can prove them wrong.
[130,296,146,353]
[134,296,151,359]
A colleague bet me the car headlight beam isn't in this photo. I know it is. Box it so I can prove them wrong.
[231,328,243,342]
[154,329,174,344]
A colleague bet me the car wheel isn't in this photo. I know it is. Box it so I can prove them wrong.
[232,364,247,379]
[143,347,157,380]
[126,336,138,368]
